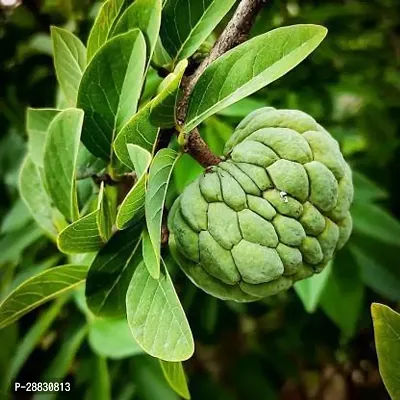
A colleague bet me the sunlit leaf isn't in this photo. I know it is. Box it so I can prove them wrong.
[78,30,146,160]
[160,360,190,399]
[184,25,327,132]
[371,303,400,400]
[0,265,88,329]
[126,259,194,361]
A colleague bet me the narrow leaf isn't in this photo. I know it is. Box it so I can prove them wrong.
[88,318,144,359]
[160,360,191,399]
[126,260,194,361]
[113,0,162,62]
[43,108,83,222]
[78,30,146,160]
[184,25,327,132]
[294,262,332,313]
[85,220,143,317]
[161,0,235,65]
[114,60,187,168]
[371,303,400,400]
[51,27,86,106]
[87,0,127,61]
[116,145,151,230]
[26,108,61,166]
[2,296,69,391]
[19,157,57,238]
[97,182,113,241]
[142,227,159,279]
[0,264,88,329]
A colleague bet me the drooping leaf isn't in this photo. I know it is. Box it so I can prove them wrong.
[26,108,61,166]
[184,25,327,132]
[126,260,194,361]
[114,60,187,170]
[320,250,364,338]
[85,220,143,317]
[116,145,151,230]
[371,303,400,400]
[112,0,162,62]
[0,264,88,329]
[160,360,191,399]
[88,317,144,359]
[142,227,159,279]
[295,262,332,313]
[86,0,128,61]
[2,296,69,391]
[145,149,179,279]
[78,30,146,160]
[51,27,86,106]
[160,0,235,65]
[351,202,400,247]
[43,108,83,222]
[19,157,57,239]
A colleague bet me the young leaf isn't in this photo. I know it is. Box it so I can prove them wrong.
[116,145,151,230]
[43,108,84,222]
[88,318,144,359]
[351,202,400,247]
[87,0,128,61]
[160,360,191,399]
[142,227,159,279]
[184,25,327,132]
[78,30,146,160]
[51,27,87,106]
[126,260,194,361]
[320,250,364,338]
[294,262,332,313]
[371,303,400,400]
[2,296,69,391]
[145,149,180,279]
[112,0,162,62]
[152,37,172,69]
[114,59,187,168]
[0,264,88,329]
[97,183,113,241]
[85,220,143,317]
[19,156,57,239]
[160,0,235,65]
[26,108,61,166]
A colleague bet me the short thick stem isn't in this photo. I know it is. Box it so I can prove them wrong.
[184,129,222,167]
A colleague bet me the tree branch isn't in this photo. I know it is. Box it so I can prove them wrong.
[177,0,266,125]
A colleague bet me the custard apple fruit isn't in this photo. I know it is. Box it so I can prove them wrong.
[169,107,353,302]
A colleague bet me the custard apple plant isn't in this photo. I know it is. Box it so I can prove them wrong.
[0,0,352,394]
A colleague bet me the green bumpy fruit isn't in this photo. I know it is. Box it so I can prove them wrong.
[168,107,353,302]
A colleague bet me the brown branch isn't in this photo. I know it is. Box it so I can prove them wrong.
[177,0,266,125]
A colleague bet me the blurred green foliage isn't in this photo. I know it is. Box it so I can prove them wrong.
[0,0,400,399]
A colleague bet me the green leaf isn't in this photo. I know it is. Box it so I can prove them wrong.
[26,108,61,166]
[126,259,194,361]
[353,170,388,203]
[371,303,400,400]
[114,59,187,168]
[294,262,332,313]
[0,264,88,329]
[145,149,180,279]
[19,156,57,239]
[132,356,179,400]
[160,360,191,399]
[85,220,143,317]
[142,226,159,279]
[78,29,146,160]
[0,199,31,234]
[320,250,364,338]
[152,37,172,69]
[51,27,86,107]
[43,108,83,222]
[160,0,235,65]
[116,145,151,230]
[88,317,144,359]
[2,296,69,391]
[112,0,162,62]
[351,202,400,247]
[97,182,113,241]
[86,0,128,61]
[87,356,111,400]
[184,25,327,132]
[216,97,265,118]
[34,324,88,400]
